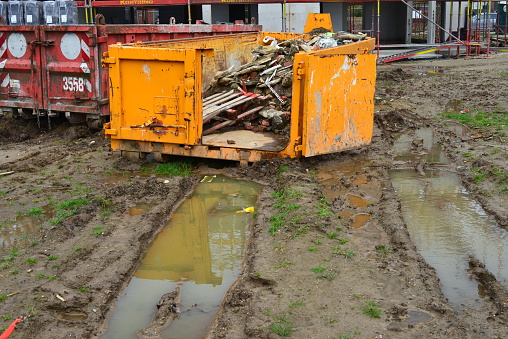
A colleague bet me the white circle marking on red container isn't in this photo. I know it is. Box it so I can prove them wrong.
[60,33,81,60]
[7,33,27,58]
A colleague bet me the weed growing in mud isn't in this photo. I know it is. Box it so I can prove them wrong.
[25,207,44,217]
[25,305,39,316]
[92,225,106,236]
[50,198,89,225]
[269,314,296,337]
[274,259,295,269]
[72,185,92,195]
[441,110,508,135]
[26,258,38,264]
[338,238,349,244]
[292,224,311,238]
[36,273,56,281]
[289,299,305,310]
[307,246,318,252]
[269,322,296,337]
[94,196,112,209]
[332,247,356,259]
[2,315,12,321]
[48,255,58,260]
[361,301,381,318]
[10,270,19,275]
[78,286,90,293]
[0,295,6,301]
[317,271,337,280]
[51,264,61,268]
[461,152,476,159]
[73,247,82,254]
[279,166,288,173]
[274,244,286,252]
[152,161,193,177]
[317,197,331,218]
[327,233,338,239]
[10,249,19,257]
[473,173,487,184]
[376,245,393,255]
[311,265,328,273]
[283,204,300,212]
[269,213,287,235]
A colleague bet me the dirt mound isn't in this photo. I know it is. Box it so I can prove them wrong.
[377,68,412,82]
[374,109,423,132]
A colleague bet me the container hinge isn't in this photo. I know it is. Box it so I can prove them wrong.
[31,40,55,47]
[88,34,98,47]
[102,57,116,65]
[295,145,303,152]
[296,62,305,80]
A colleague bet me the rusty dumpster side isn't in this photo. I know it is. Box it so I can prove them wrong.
[0,22,261,127]
[103,32,376,162]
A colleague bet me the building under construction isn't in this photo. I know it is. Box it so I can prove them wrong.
[71,0,508,60]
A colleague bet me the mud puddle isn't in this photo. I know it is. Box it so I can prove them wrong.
[391,128,508,309]
[101,175,261,339]
[392,127,448,163]
[0,203,54,251]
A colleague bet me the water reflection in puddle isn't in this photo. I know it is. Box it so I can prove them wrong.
[392,127,449,163]
[387,309,433,330]
[129,202,155,216]
[390,169,508,309]
[58,311,88,321]
[351,213,372,228]
[0,204,53,252]
[101,176,261,339]
[444,120,470,137]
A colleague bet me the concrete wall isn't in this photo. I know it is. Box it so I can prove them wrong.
[259,3,283,31]
[321,2,348,32]
[363,1,409,43]
[286,3,321,32]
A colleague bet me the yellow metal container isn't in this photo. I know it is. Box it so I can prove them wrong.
[103,31,376,163]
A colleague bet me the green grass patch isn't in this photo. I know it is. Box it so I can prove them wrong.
[78,286,90,293]
[269,213,287,235]
[92,225,105,236]
[440,110,508,132]
[274,259,295,269]
[311,265,328,273]
[25,207,44,217]
[376,245,393,255]
[317,197,331,218]
[50,198,89,225]
[362,301,381,318]
[153,161,192,177]
[269,314,296,337]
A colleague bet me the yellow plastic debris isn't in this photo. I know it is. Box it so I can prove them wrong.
[236,207,255,213]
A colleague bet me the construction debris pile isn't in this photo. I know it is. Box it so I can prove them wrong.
[202,30,367,138]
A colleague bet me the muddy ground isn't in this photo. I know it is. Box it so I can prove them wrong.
[1,53,508,339]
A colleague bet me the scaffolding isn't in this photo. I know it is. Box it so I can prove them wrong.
[71,0,508,61]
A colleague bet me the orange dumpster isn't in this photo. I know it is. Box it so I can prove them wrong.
[103,25,376,164]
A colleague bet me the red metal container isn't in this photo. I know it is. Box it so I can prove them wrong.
[0,20,261,127]
[0,26,41,119]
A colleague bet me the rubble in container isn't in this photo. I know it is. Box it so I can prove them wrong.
[202,30,367,139]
